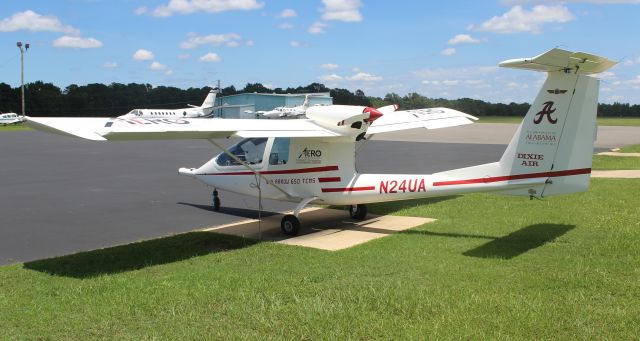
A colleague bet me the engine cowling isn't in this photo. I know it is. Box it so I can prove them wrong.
[305,105,383,137]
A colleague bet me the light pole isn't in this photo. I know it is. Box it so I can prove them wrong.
[16,41,29,118]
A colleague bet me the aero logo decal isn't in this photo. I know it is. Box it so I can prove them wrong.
[533,101,557,125]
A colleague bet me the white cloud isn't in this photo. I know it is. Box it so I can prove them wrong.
[448,34,482,45]
[134,6,148,15]
[278,23,294,30]
[0,10,79,34]
[177,53,191,59]
[347,72,382,81]
[279,8,297,17]
[53,36,103,48]
[133,49,155,61]
[180,33,242,49]
[245,40,255,47]
[151,0,264,17]
[149,61,167,70]
[321,0,363,22]
[502,0,640,5]
[148,61,173,75]
[199,52,222,62]
[318,74,343,82]
[475,5,575,34]
[321,63,339,70]
[103,61,118,68]
[441,48,456,56]
[309,21,327,34]
[290,40,302,48]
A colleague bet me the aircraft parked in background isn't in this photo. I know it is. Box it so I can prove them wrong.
[119,88,220,119]
[26,49,614,237]
[246,94,312,119]
[0,113,24,126]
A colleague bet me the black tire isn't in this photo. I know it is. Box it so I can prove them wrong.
[281,214,300,236]
[349,204,367,220]
[213,197,221,212]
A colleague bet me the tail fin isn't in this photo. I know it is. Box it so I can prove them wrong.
[302,94,310,108]
[201,88,218,114]
[433,49,615,198]
[497,48,615,197]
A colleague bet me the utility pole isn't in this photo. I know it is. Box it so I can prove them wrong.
[16,41,29,118]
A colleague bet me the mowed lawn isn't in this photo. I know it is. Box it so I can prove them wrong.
[1,178,639,339]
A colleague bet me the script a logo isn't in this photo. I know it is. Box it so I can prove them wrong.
[533,101,557,125]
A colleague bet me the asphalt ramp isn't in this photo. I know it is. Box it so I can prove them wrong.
[201,208,435,251]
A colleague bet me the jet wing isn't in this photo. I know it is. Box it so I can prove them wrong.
[367,107,478,134]
[26,116,340,141]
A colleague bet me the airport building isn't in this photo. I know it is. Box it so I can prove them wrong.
[215,92,332,118]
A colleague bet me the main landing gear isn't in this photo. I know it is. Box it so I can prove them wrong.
[279,201,369,237]
[212,189,220,212]
[349,204,368,220]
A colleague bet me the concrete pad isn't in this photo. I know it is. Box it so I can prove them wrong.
[597,152,640,157]
[592,170,640,179]
[201,208,435,251]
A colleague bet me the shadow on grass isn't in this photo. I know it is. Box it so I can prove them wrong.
[463,224,575,259]
[177,202,279,219]
[24,232,259,279]
[362,196,460,216]
[402,223,574,259]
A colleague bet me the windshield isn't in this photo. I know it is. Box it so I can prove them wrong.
[216,138,268,166]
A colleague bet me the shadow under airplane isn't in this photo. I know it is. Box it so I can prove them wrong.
[177,202,279,219]
[24,232,259,279]
[402,223,575,259]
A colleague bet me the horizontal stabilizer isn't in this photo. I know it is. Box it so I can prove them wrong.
[499,48,616,74]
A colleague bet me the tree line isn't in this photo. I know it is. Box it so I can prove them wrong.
[1,81,639,117]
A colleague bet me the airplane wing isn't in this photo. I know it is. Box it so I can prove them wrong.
[26,116,340,141]
[367,107,478,134]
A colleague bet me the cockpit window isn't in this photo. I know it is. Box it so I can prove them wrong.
[216,138,267,166]
[269,138,290,165]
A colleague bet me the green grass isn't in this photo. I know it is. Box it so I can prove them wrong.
[477,116,640,126]
[1,179,639,340]
[0,123,30,131]
[619,144,640,153]
[593,155,640,170]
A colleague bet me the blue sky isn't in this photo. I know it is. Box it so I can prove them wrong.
[1,0,640,104]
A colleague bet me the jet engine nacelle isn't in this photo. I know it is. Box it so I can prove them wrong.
[305,105,383,137]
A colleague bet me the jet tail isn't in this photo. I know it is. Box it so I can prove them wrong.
[200,88,219,115]
[433,49,615,198]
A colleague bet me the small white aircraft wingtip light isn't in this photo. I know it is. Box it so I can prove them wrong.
[27,49,615,236]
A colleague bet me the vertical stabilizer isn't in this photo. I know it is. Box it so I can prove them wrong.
[497,49,614,197]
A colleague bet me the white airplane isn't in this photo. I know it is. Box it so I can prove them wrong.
[26,49,614,236]
[0,112,25,126]
[246,94,312,118]
[119,88,219,119]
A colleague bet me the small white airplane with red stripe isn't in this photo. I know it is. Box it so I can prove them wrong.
[26,49,615,236]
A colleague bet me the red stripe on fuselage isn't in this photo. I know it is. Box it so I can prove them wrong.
[318,177,341,183]
[432,168,591,186]
[321,186,376,193]
[201,165,339,176]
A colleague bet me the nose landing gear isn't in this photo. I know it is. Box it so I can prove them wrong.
[212,189,220,212]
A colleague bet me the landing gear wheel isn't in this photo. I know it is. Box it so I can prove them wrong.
[281,214,300,236]
[212,190,220,212]
[349,204,367,220]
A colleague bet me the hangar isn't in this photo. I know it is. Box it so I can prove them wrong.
[214,92,332,118]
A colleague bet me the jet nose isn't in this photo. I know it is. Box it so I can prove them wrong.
[178,167,197,177]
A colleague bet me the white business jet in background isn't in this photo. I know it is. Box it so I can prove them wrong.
[119,88,220,119]
[0,112,25,126]
[246,94,312,119]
